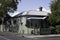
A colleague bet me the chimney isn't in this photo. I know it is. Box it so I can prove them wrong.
[39,7,43,11]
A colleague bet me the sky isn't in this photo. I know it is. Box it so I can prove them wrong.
[9,0,51,17]
[17,0,51,12]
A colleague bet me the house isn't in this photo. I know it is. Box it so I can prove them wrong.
[1,7,50,35]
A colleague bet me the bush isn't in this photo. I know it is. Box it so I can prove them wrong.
[49,26,56,34]
[56,25,60,34]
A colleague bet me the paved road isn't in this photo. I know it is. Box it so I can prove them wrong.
[0,36,7,40]
[0,35,32,40]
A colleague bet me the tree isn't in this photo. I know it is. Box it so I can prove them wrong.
[48,0,60,34]
[56,25,60,34]
[0,0,21,17]
[0,0,21,32]
[48,0,60,26]
[0,0,21,23]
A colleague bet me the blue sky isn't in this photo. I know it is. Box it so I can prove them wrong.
[9,0,51,17]
[17,0,51,12]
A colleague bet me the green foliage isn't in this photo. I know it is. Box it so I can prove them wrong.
[0,0,21,17]
[48,14,56,26]
[49,26,56,34]
[48,0,60,26]
[50,26,55,31]
[48,0,60,34]
[56,25,60,34]
[0,0,21,24]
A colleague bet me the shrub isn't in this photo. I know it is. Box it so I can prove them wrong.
[49,26,56,34]
[56,25,60,34]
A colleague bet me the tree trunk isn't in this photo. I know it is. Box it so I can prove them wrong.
[0,18,4,32]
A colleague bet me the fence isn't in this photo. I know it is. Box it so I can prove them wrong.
[40,28,51,35]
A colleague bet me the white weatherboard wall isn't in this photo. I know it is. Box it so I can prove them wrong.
[19,17,34,34]
[18,18,22,33]
[20,17,27,34]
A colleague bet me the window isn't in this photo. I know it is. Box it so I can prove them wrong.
[14,20,16,24]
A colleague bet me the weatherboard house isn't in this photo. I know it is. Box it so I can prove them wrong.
[0,7,50,35]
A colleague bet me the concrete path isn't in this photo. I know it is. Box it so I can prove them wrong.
[22,34,60,38]
[0,32,60,39]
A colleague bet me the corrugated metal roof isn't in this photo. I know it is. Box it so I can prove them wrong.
[22,10,48,16]
[9,10,49,17]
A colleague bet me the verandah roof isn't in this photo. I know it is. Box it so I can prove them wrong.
[27,17,47,19]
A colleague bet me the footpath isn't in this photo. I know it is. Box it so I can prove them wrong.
[23,34,60,38]
[0,32,60,38]
[0,32,17,36]
[16,34,60,38]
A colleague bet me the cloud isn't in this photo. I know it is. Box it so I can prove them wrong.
[43,8,51,13]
